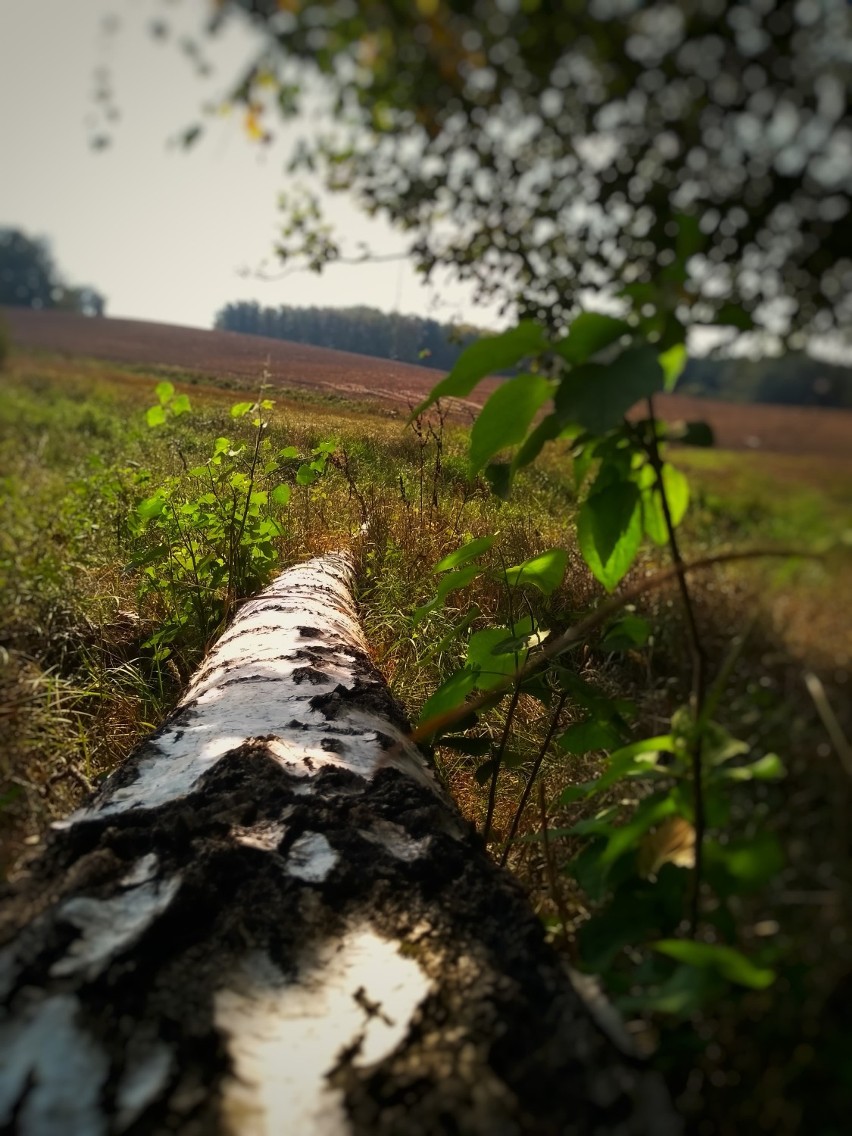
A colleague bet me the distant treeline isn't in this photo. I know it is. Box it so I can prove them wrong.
[213,302,482,371]
[680,353,852,410]
[214,301,852,408]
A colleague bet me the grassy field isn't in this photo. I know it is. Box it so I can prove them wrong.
[2,347,852,1133]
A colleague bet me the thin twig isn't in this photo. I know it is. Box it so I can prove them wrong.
[805,670,852,778]
[643,397,707,935]
[249,249,410,282]
[538,777,571,948]
[483,682,522,845]
[410,545,818,745]
[500,690,568,868]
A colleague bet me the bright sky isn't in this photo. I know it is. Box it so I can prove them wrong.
[0,0,501,331]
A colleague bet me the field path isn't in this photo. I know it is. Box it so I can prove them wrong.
[5,307,851,457]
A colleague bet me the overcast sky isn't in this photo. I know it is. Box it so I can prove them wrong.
[0,0,501,331]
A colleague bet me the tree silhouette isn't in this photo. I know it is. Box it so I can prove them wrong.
[0,228,106,315]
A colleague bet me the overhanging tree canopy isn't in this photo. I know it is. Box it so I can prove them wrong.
[190,0,851,343]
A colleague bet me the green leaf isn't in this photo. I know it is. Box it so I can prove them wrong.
[501,750,529,770]
[409,321,547,418]
[170,393,191,416]
[469,374,553,475]
[619,964,718,1017]
[705,833,784,895]
[271,484,291,506]
[423,607,480,659]
[554,346,664,434]
[474,759,498,786]
[511,412,567,477]
[466,626,524,689]
[599,794,678,864]
[278,445,300,459]
[213,436,231,456]
[430,565,480,607]
[484,462,512,499]
[146,405,166,428]
[557,717,622,755]
[640,463,690,546]
[718,753,785,782]
[602,613,651,651]
[578,871,688,971]
[572,440,598,491]
[702,721,751,766]
[558,781,601,805]
[230,401,254,419]
[558,735,674,803]
[418,667,479,728]
[413,564,482,624]
[490,627,550,655]
[502,548,568,595]
[434,535,495,573]
[519,672,553,707]
[155,381,175,405]
[660,344,687,392]
[296,463,319,486]
[577,480,643,591]
[137,494,165,520]
[653,940,776,990]
[555,312,631,366]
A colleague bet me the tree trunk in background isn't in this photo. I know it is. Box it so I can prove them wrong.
[0,553,678,1135]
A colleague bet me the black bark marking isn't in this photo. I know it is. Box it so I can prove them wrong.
[291,666,333,686]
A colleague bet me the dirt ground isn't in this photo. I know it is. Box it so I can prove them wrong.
[5,306,852,458]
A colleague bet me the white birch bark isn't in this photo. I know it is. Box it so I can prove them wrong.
[0,553,678,1136]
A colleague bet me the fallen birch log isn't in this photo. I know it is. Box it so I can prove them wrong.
[0,552,677,1135]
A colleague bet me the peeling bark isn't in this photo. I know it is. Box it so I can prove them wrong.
[0,553,679,1135]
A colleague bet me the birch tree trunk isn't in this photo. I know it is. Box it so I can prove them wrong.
[0,553,677,1136]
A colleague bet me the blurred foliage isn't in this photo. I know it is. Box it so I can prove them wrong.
[193,0,852,341]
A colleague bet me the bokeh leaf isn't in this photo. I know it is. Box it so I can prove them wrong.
[577,481,642,591]
[653,940,776,990]
[555,346,664,434]
[555,312,631,365]
[502,548,568,594]
[410,321,547,417]
[469,374,553,475]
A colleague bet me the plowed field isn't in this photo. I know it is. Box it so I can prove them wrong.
[5,306,851,458]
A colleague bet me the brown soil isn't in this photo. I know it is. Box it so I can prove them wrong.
[5,307,852,457]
